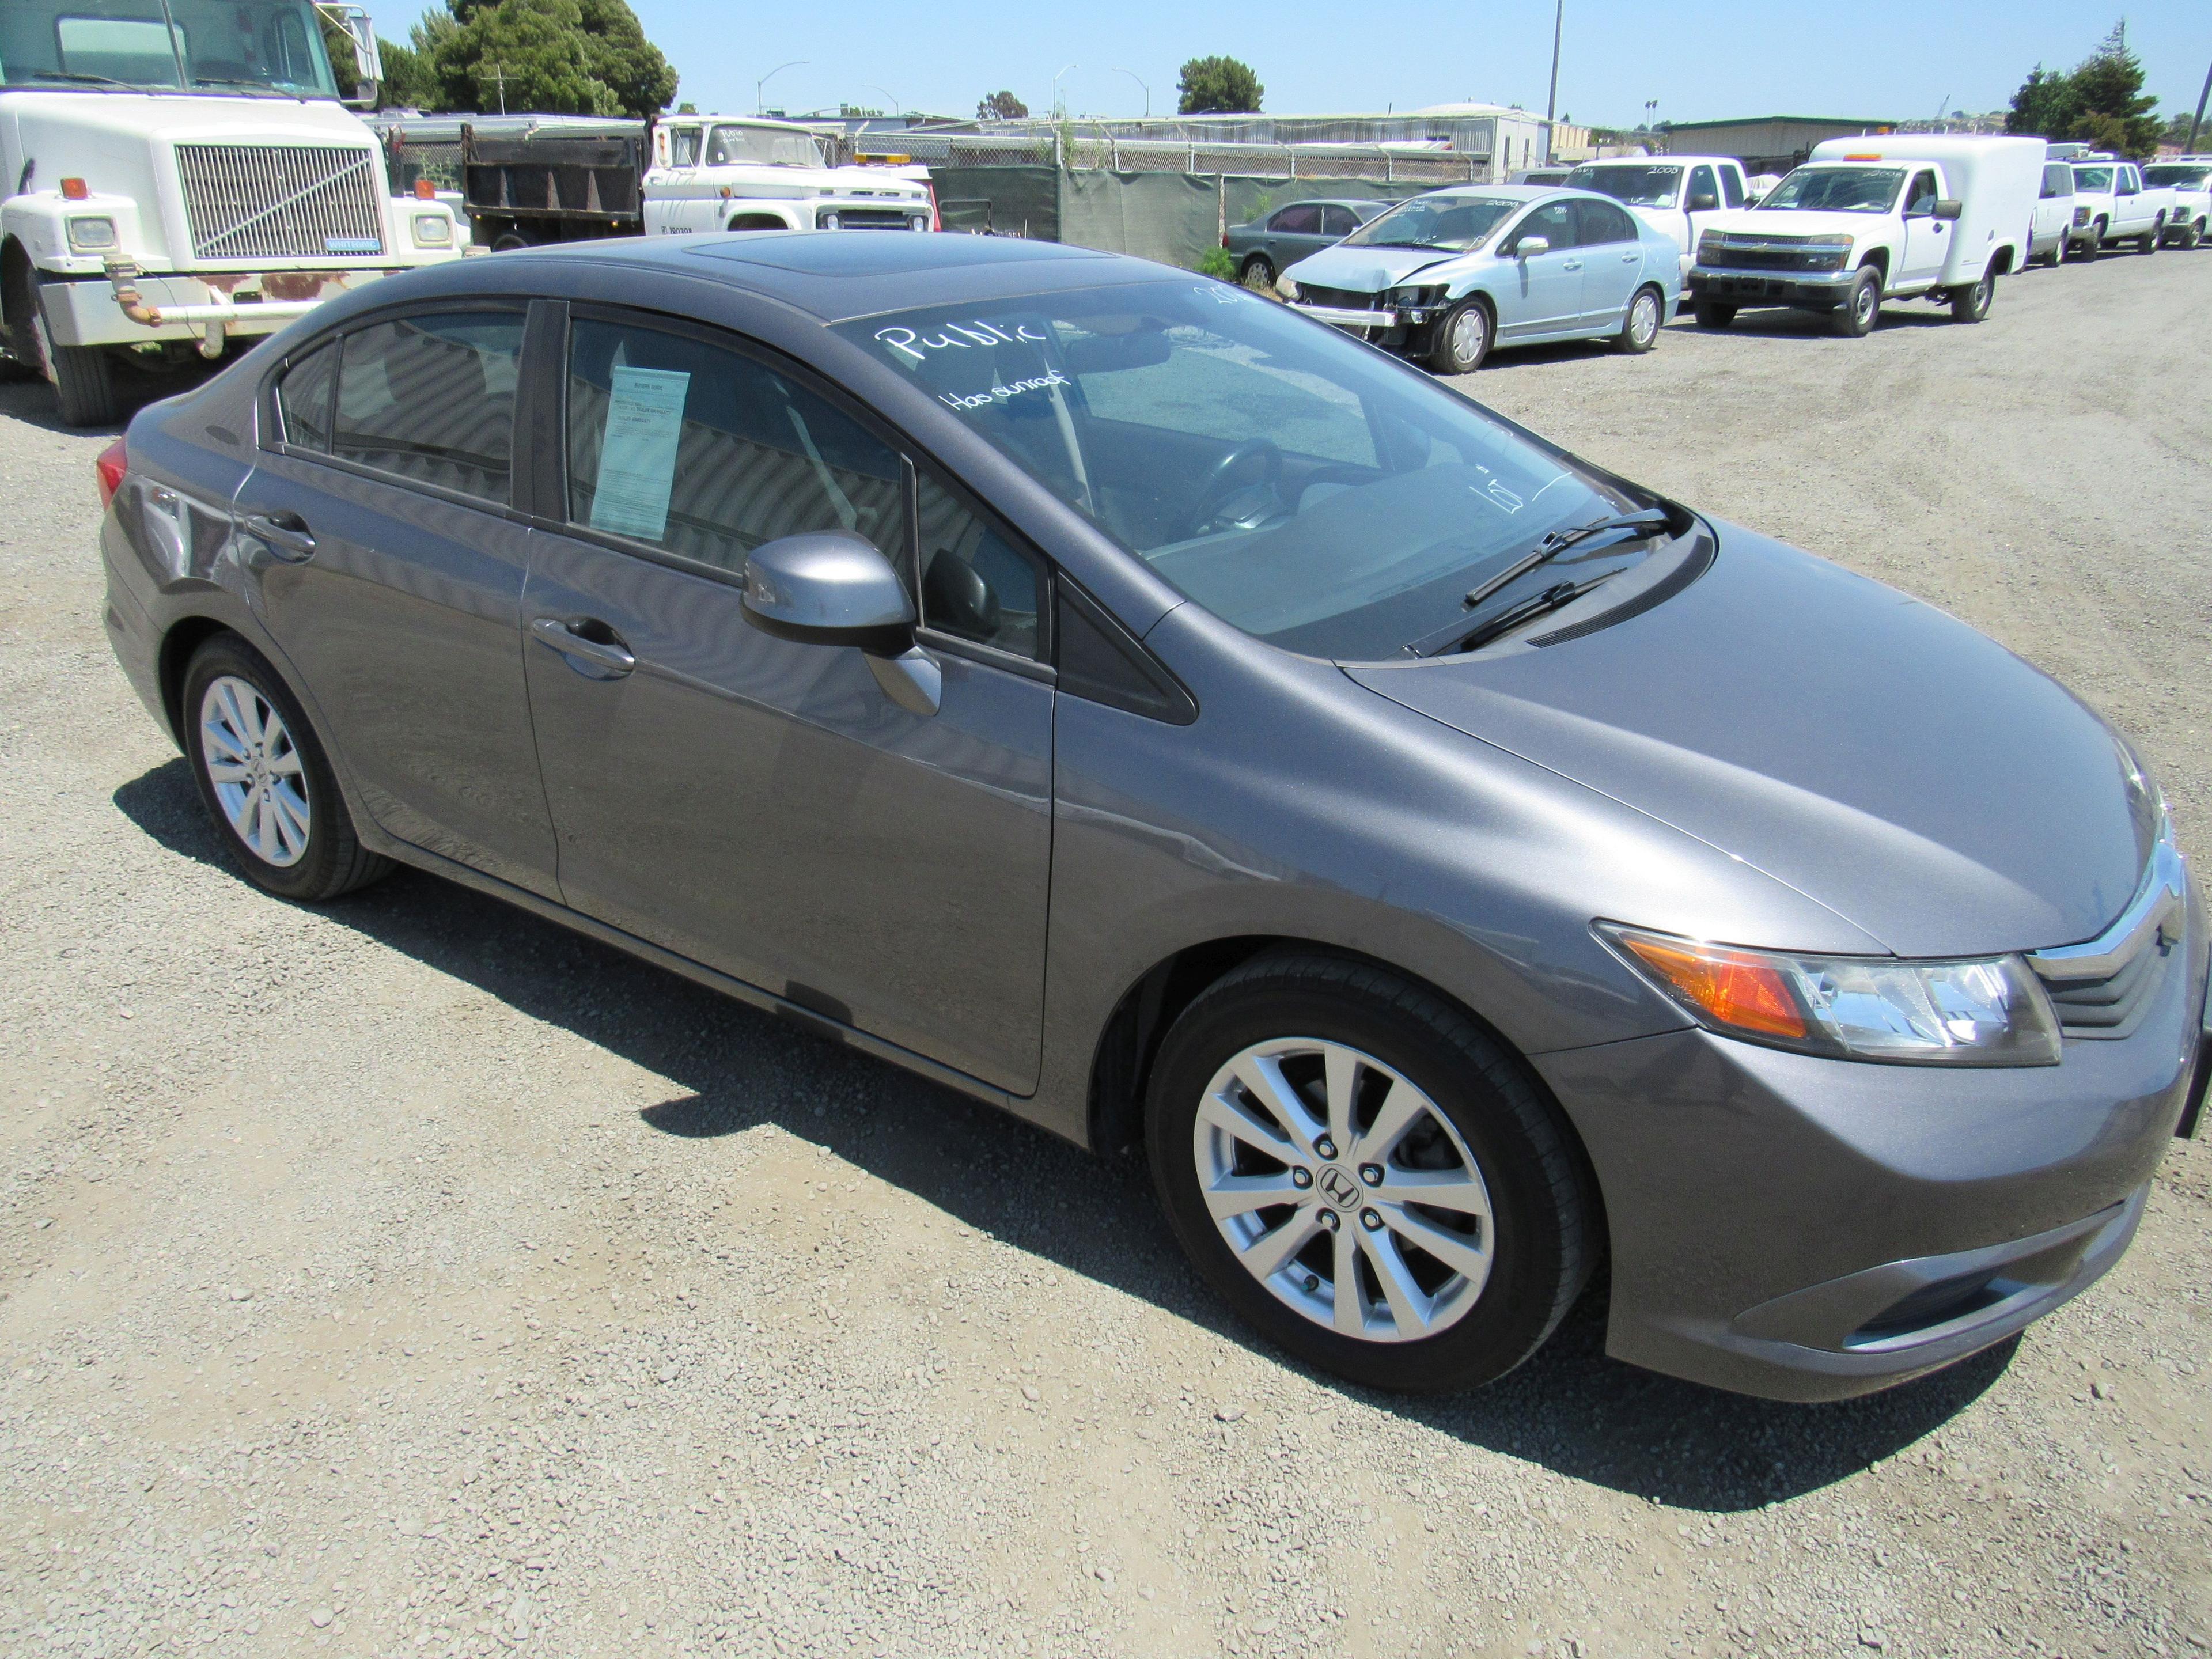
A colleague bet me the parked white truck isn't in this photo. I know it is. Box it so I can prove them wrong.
[1565,154,1752,282]
[2064,155,2173,257]
[2141,158,2209,249]
[1,0,461,425]
[1686,135,2040,337]
[642,115,933,236]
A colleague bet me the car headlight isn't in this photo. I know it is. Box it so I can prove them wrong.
[67,215,117,252]
[818,210,841,230]
[1274,275,1301,301]
[1597,923,2062,1066]
[909,214,930,232]
[1695,232,1721,262]
[411,211,452,247]
[1388,283,1447,309]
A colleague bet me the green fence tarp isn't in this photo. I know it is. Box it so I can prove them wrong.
[929,166,1059,243]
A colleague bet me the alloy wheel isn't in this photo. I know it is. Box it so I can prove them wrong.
[1631,291,1660,346]
[1191,1038,1495,1342]
[1450,306,1487,367]
[200,675,311,867]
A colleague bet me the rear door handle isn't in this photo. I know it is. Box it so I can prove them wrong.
[531,615,637,677]
[1562,259,1582,271]
[242,510,315,562]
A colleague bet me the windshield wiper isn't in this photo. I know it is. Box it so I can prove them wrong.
[26,70,143,88]
[1459,507,1672,613]
[191,77,287,93]
[1449,573,1620,653]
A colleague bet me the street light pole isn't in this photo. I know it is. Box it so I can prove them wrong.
[2187,56,2212,154]
[1110,66,1149,119]
[1543,0,1563,162]
[757,59,806,117]
[1052,62,1078,119]
[863,84,900,118]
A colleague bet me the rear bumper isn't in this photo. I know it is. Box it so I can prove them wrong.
[1535,888,2207,1402]
[1686,263,1857,310]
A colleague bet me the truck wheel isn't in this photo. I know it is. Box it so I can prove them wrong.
[1427,297,1491,375]
[1690,300,1735,329]
[2080,220,2104,262]
[1949,267,1994,323]
[49,342,120,426]
[1833,269,1881,337]
[2048,229,2068,267]
[1240,253,1275,290]
[1615,285,1663,353]
[2137,222,2158,255]
[2183,221,2206,251]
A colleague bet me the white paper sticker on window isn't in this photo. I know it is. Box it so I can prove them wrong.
[589,365,690,540]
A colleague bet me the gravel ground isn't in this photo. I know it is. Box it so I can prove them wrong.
[1,249,2208,1659]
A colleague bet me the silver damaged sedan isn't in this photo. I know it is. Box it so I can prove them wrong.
[97,233,2207,1402]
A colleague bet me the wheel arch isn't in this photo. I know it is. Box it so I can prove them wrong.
[1085,932,1611,1270]
[1856,245,1889,283]
[726,211,791,232]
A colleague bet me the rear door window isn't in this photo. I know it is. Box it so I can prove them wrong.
[563,315,902,577]
[1270,204,1323,234]
[1573,199,1637,246]
[331,312,524,505]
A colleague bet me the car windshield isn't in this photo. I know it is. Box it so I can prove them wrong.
[2144,165,2210,188]
[2071,165,2115,191]
[1569,165,1681,207]
[0,0,339,95]
[839,282,1642,659]
[705,124,824,168]
[1756,166,1903,213]
[1340,195,1517,252]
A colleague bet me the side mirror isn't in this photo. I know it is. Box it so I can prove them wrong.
[1687,191,1719,213]
[322,3,381,106]
[741,531,940,715]
[1514,234,1550,259]
[1932,198,1963,221]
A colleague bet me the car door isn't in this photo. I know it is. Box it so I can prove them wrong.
[2035,162,2071,249]
[1266,203,1329,268]
[1495,200,1584,339]
[643,122,711,234]
[1571,198,1642,327]
[1898,168,1948,285]
[517,304,1055,1094]
[2113,165,2144,234]
[234,305,559,898]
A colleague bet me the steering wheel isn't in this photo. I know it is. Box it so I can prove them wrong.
[1183,438,1285,537]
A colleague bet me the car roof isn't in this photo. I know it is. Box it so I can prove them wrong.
[416,232,1172,324]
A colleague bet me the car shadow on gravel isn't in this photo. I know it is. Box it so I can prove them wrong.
[0,359,216,435]
[114,756,2012,1513]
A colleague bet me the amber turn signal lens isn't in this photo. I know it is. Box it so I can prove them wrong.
[414,177,436,199]
[61,177,89,201]
[1614,933,1808,1040]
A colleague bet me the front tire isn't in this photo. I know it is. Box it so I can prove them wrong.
[1949,267,1994,323]
[1239,253,1275,291]
[1145,952,1593,1393]
[181,635,390,903]
[1690,300,1735,329]
[1426,296,1491,374]
[2138,222,2159,255]
[1615,284,1662,353]
[1834,268,1881,336]
[2080,220,2105,262]
[2049,229,2069,267]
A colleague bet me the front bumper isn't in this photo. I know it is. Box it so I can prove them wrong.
[1686,263,1858,310]
[1535,887,2207,1402]
[1290,301,1398,331]
[39,267,417,349]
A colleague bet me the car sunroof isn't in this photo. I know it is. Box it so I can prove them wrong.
[685,233,1112,278]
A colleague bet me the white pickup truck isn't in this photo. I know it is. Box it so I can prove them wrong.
[1686,134,2039,338]
[1564,154,1751,283]
[0,0,460,425]
[642,116,933,236]
[2142,159,2210,249]
[2065,156,2173,257]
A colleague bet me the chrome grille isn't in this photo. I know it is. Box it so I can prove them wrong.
[2037,941,2168,1038]
[2027,835,2188,1041]
[175,144,386,262]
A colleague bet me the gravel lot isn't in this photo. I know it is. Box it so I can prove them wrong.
[1,249,2208,1659]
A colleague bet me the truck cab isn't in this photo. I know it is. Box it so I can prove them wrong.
[1687,135,2037,338]
[0,0,460,425]
[642,117,932,236]
[1565,154,1749,283]
[2066,157,2171,257]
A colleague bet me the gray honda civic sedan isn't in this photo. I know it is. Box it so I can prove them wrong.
[99,233,2207,1402]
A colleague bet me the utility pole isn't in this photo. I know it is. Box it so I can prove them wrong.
[1543,0,1563,162]
[486,60,507,116]
[2188,56,2212,154]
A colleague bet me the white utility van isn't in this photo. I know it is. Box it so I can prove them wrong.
[0,0,461,425]
[1565,154,1751,283]
[2025,157,2078,266]
[1686,134,2040,337]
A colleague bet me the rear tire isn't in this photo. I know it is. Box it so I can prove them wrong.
[181,635,391,903]
[1949,267,1994,323]
[1833,267,1881,336]
[1615,285,1662,353]
[1690,300,1736,329]
[1427,296,1491,374]
[1145,952,1593,1394]
[2138,223,2158,255]
[1240,253,1275,291]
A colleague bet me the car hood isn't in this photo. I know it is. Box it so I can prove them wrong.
[1347,527,2148,957]
[1286,243,1470,293]
[1709,208,1885,240]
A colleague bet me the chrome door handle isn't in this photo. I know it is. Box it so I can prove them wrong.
[1622,252,1639,262]
[531,615,637,677]
[242,511,315,562]
[1562,259,1582,270]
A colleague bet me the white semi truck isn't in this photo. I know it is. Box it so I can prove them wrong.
[1,0,460,425]
[1687,134,2041,338]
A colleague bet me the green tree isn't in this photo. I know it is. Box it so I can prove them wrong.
[1176,56,1263,115]
[2066,21,2161,157]
[430,0,676,118]
[375,37,440,108]
[2005,65,2077,137]
[976,89,1028,120]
